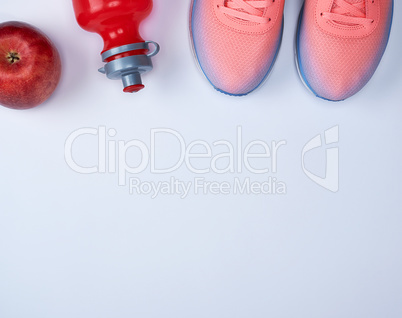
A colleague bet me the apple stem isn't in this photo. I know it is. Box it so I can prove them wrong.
[7,52,20,64]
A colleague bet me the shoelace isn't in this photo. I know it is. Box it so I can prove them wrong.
[322,0,374,27]
[217,0,273,24]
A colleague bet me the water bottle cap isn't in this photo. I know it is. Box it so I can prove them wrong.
[124,84,145,93]
[98,41,160,93]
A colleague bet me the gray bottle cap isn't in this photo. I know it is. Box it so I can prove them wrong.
[98,41,160,93]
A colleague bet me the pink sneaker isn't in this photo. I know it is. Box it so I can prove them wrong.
[296,0,393,101]
[190,0,285,96]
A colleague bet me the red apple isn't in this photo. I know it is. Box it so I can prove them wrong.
[0,21,61,110]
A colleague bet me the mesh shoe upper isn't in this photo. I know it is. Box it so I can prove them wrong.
[191,0,285,95]
[297,0,393,101]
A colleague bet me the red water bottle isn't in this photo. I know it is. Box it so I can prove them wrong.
[72,0,160,93]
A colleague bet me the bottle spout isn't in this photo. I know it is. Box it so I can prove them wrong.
[122,72,144,93]
[99,41,159,93]
[123,84,145,93]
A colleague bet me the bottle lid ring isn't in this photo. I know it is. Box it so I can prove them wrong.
[101,41,160,62]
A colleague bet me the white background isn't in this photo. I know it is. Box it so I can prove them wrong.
[1,1,402,317]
